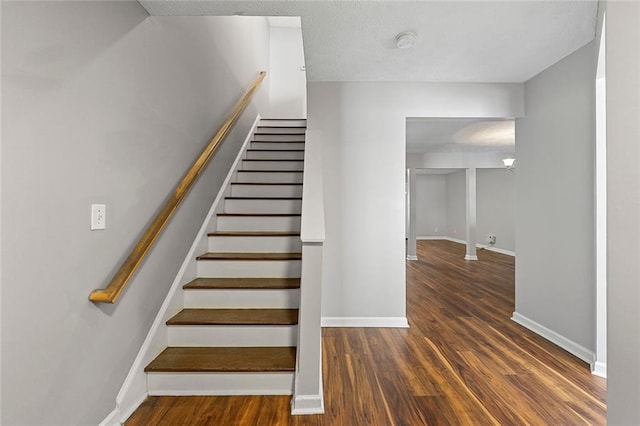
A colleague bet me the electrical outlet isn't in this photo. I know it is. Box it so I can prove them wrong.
[486,235,496,245]
[91,204,106,230]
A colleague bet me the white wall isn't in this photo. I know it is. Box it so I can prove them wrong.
[514,41,596,353]
[1,3,270,424]
[269,26,306,118]
[415,174,447,238]
[307,82,523,323]
[606,2,640,423]
[477,169,515,252]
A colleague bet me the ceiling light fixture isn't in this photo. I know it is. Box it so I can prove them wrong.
[395,31,417,49]
[503,158,515,171]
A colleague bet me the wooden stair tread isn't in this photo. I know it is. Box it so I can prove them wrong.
[258,126,306,129]
[237,170,303,173]
[230,182,302,186]
[254,132,305,135]
[247,149,305,152]
[243,159,304,162]
[208,231,300,237]
[144,347,296,373]
[224,197,302,201]
[224,197,302,200]
[260,118,306,120]
[251,140,305,146]
[183,277,300,290]
[196,252,301,261]
[217,213,301,217]
[167,308,299,325]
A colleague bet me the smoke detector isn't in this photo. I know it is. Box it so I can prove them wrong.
[395,31,417,49]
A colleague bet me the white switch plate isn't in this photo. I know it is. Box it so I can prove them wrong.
[91,204,106,230]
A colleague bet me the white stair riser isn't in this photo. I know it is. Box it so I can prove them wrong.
[224,198,302,214]
[216,215,301,232]
[197,259,301,278]
[242,160,304,171]
[147,372,294,396]
[246,150,304,160]
[250,142,305,150]
[184,289,300,309]
[208,235,302,253]
[236,171,303,183]
[230,184,302,198]
[254,134,305,142]
[260,119,306,127]
[257,127,306,135]
[168,325,297,347]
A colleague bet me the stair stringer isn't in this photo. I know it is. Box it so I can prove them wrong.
[109,115,262,425]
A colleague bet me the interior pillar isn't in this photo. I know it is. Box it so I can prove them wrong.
[465,167,478,260]
[407,168,418,260]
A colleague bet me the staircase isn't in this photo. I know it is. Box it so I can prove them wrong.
[144,119,306,396]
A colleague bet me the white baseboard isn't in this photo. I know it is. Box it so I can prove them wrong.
[478,244,515,257]
[291,394,325,415]
[511,312,595,365]
[417,237,516,257]
[112,115,262,421]
[591,360,607,378]
[446,236,467,245]
[406,255,418,260]
[321,317,409,328]
[99,407,121,426]
[117,394,147,425]
[464,254,478,261]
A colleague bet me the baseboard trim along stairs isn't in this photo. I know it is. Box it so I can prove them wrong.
[107,116,313,423]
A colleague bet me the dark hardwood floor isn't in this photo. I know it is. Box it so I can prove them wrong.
[126,240,606,425]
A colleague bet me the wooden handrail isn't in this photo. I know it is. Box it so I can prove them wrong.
[90,71,267,304]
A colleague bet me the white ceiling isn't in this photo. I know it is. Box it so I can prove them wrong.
[406,118,515,154]
[140,0,598,83]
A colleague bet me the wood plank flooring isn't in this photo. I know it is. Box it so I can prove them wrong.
[126,240,606,425]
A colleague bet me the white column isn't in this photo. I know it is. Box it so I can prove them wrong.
[292,242,324,415]
[292,128,325,414]
[593,19,607,378]
[407,168,418,260]
[465,168,478,261]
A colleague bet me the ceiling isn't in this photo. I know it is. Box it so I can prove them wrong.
[140,0,598,83]
[406,118,515,154]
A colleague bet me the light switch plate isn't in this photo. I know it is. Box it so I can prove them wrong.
[91,204,106,230]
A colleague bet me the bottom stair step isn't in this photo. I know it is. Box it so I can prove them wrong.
[145,347,296,373]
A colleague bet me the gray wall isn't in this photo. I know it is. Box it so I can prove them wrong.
[1,3,270,424]
[607,2,640,423]
[515,41,596,351]
[415,169,515,253]
[477,169,515,252]
[415,174,447,238]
